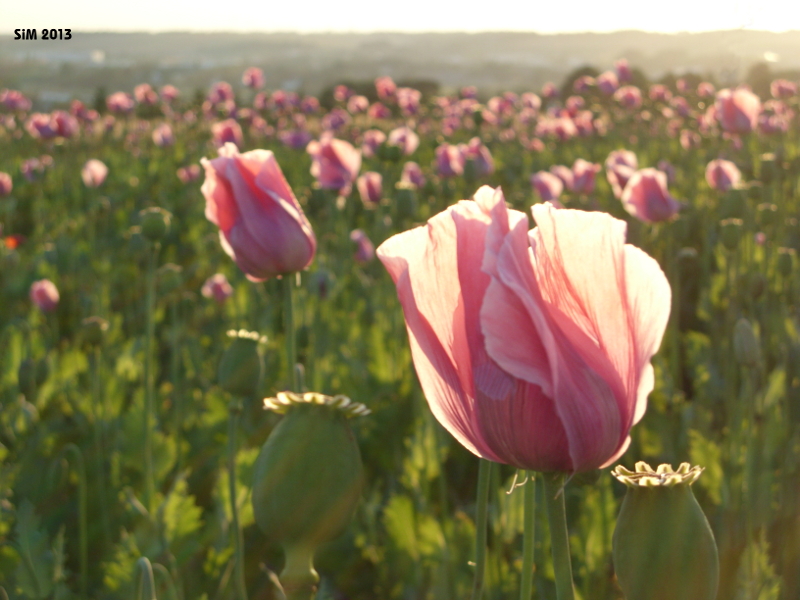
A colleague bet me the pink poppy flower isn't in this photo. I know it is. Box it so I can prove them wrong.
[376,186,670,472]
[347,95,369,114]
[201,273,234,304]
[242,67,265,90]
[401,162,426,189]
[211,119,243,149]
[106,92,135,113]
[0,172,12,196]
[306,134,362,195]
[615,59,632,83]
[368,102,391,120]
[572,159,601,194]
[615,86,642,109]
[715,87,761,134]
[770,79,796,99]
[697,82,716,98]
[621,168,681,223]
[30,279,60,312]
[387,126,420,155]
[350,229,375,263]
[705,159,741,191]
[200,143,316,281]
[375,76,397,101]
[435,143,466,178]
[357,171,383,206]
[361,129,387,158]
[134,84,158,105]
[605,150,639,199]
[160,85,180,103]
[152,123,175,147]
[531,171,564,202]
[597,71,620,95]
[82,159,108,188]
[464,137,494,177]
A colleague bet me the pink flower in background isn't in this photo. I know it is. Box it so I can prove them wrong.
[715,87,761,134]
[649,85,672,102]
[605,149,639,198]
[697,82,716,98]
[152,123,175,147]
[368,102,392,120]
[680,129,701,150]
[521,92,541,111]
[573,76,595,93]
[676,79,689,93]
[21,158,45,182]
[160,85,180,103]
[464,137,495,177]
[242,67,265,90]
[300,96,320,114]
[387,126,420,155]
[1,89,32,112]
[565,96,585,116]
[350,229,375,263]
[621,168,681,223]
[377,185,670,472]
[307,134,362,195]
[0,172,12,196]
[770,79,796,99]
[615,59,632,82]
[201,143,316,281]
[81,159,108,188]
[572,159,601,194]
[177,165,201,183]
[615,86,642,109]
[134,84,158,105]
[25,113,57,139]
[573,111,595,136]
[361,129,387,158]
[397,87,422,116]
[657,160,676,184]
[211,119,244,149]
[208,82,234,105]
[375,76,397,101]
[401,161,426,188]
[357,171,383,206]
[51,111,79,138]
[347,95,369,114]
[201,273,234,304]
[597,71,620,95]
[435,143,466,178]
[321,107,351,131]
[754,232,767,246]
[705,159,741,191]
[107,92,135,114]
[30,279,60,312]
[461,86,478,99]
[279,130,313,149]
[332,85,351,103]
[531,171,564,202]
[542,82,559,99]
[549,165,574,191]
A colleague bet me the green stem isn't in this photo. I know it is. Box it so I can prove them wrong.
[228,402,248,600]
[170,301,182,474]
[135,557,157,600]
[519,472,536,600]
[91,349,111,546]
[151,563,180,600]
[543,472,575,600]
[282,275,298,391]
[143,244,158,511]
[55,444,88,598]
[470,459,493,600]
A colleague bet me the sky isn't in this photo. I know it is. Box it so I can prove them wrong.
[3,0,800,34]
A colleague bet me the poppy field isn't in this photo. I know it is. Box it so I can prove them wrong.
[1,63,800,599]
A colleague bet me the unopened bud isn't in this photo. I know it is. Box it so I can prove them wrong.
[218,329,265,398]
[81,316,109,348]
[719,218,743,251]
[757,203,778,227]
[139,207,171,242]
[734,318,761,367]
[777,247,795,278]
[158,263,183,295]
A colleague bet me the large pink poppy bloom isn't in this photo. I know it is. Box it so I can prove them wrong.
[715,87,761,134]
[377,186,670,472]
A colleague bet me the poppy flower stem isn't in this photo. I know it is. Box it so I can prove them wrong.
[282,275,298,392]
[228,400,249,600]
[143,243,158,513]
[471,458,493,600]
[519,472,536,600]
[543,472,575,600]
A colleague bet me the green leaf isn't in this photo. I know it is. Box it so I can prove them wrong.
[14,500,55,599]
[688,430,723,505]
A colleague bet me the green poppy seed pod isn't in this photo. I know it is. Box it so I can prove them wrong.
[157,263,183,296]
[719,218,743,251]
[760,153,777,184]
[217,329,265,398]
[777,248,795,278]
[721,189,745,219]
[472,106,484,128]
[757,203,778,227]
[612,462,719,600]
[394,182,417,223]
[139,207,171,242]
[17,358,37,399]
[734,318,761,367]
[747,181,763,202]
[747,272,767,300]
[252,392,369,598]
[81,316,109,348]
[127,226,147,256]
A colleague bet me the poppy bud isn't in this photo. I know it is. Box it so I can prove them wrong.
[612,462,719,600]
[158,263,183,296]
[127,226,147,256]
[757,203,778,227]
[218,330,266,398]
[18,358,37,399]
[139,207,171,242]
[81,316,109,348]
[720,218,743,251]
[720,189,745,219]
[760,153,777,184]
[734,318,761,367]
[777,247,795,278]
[252,392,369,598]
